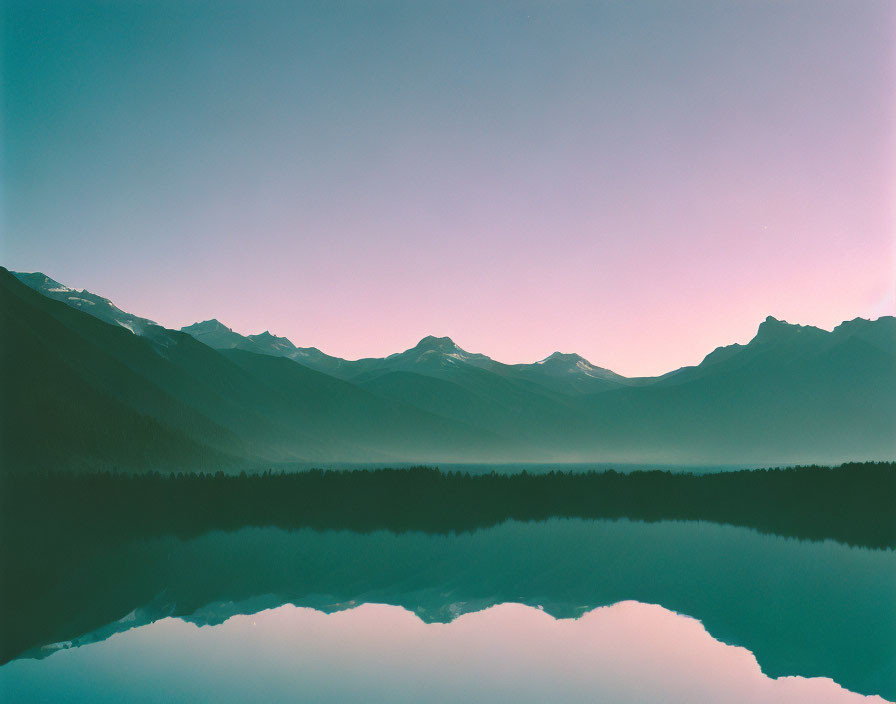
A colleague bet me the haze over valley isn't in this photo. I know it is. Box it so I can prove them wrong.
[5,268,893,472]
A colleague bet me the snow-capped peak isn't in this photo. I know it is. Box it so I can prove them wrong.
[13,271,158,336]
[533,351,620,380]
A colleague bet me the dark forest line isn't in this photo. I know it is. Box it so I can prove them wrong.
[2,462,894,549]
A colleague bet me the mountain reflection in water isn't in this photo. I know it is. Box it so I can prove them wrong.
[2,518,893,700]
[0,601,890,704]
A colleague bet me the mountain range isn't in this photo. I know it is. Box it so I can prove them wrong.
[179,319,627,393]
[2,267,894,472]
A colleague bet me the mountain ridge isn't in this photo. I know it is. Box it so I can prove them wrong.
[6,268,894,469]
[15,269,893,385]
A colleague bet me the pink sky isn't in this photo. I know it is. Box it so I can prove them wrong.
[4,1,894,376]
[1,602,885,702]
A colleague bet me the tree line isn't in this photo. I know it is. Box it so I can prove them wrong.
[2,462,893,549]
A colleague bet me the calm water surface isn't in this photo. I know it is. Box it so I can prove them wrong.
[1,518,893,702]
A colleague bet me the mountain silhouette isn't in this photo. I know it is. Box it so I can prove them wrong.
[6,268,895,469]
[1,269,502,471]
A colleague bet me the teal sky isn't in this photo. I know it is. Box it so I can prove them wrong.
[2,0,893,375]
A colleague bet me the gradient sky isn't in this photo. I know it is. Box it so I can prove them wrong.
[3,0,894,376]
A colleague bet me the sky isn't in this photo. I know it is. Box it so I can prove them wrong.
[2,0,894,376]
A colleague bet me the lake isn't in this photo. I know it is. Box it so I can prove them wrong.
[1,517,893,702]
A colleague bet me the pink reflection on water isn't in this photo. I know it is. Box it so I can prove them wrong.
[1,601,888,703]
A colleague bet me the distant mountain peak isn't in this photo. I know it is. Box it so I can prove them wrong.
[415,335,459,352]
[13,270,158,335]
[398,335,498,368]
[833,316,891,333]
[184,319,231,332]
[248,330,297,352]
[831,315,896,354]
[15,272,72,293]
[532,351,622,381]
[753,316,823,345]
[181,319,245,348]
[538,351,586,364]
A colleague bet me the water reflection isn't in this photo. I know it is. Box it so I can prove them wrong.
[4,519,894,699]
[0,601,889,703]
